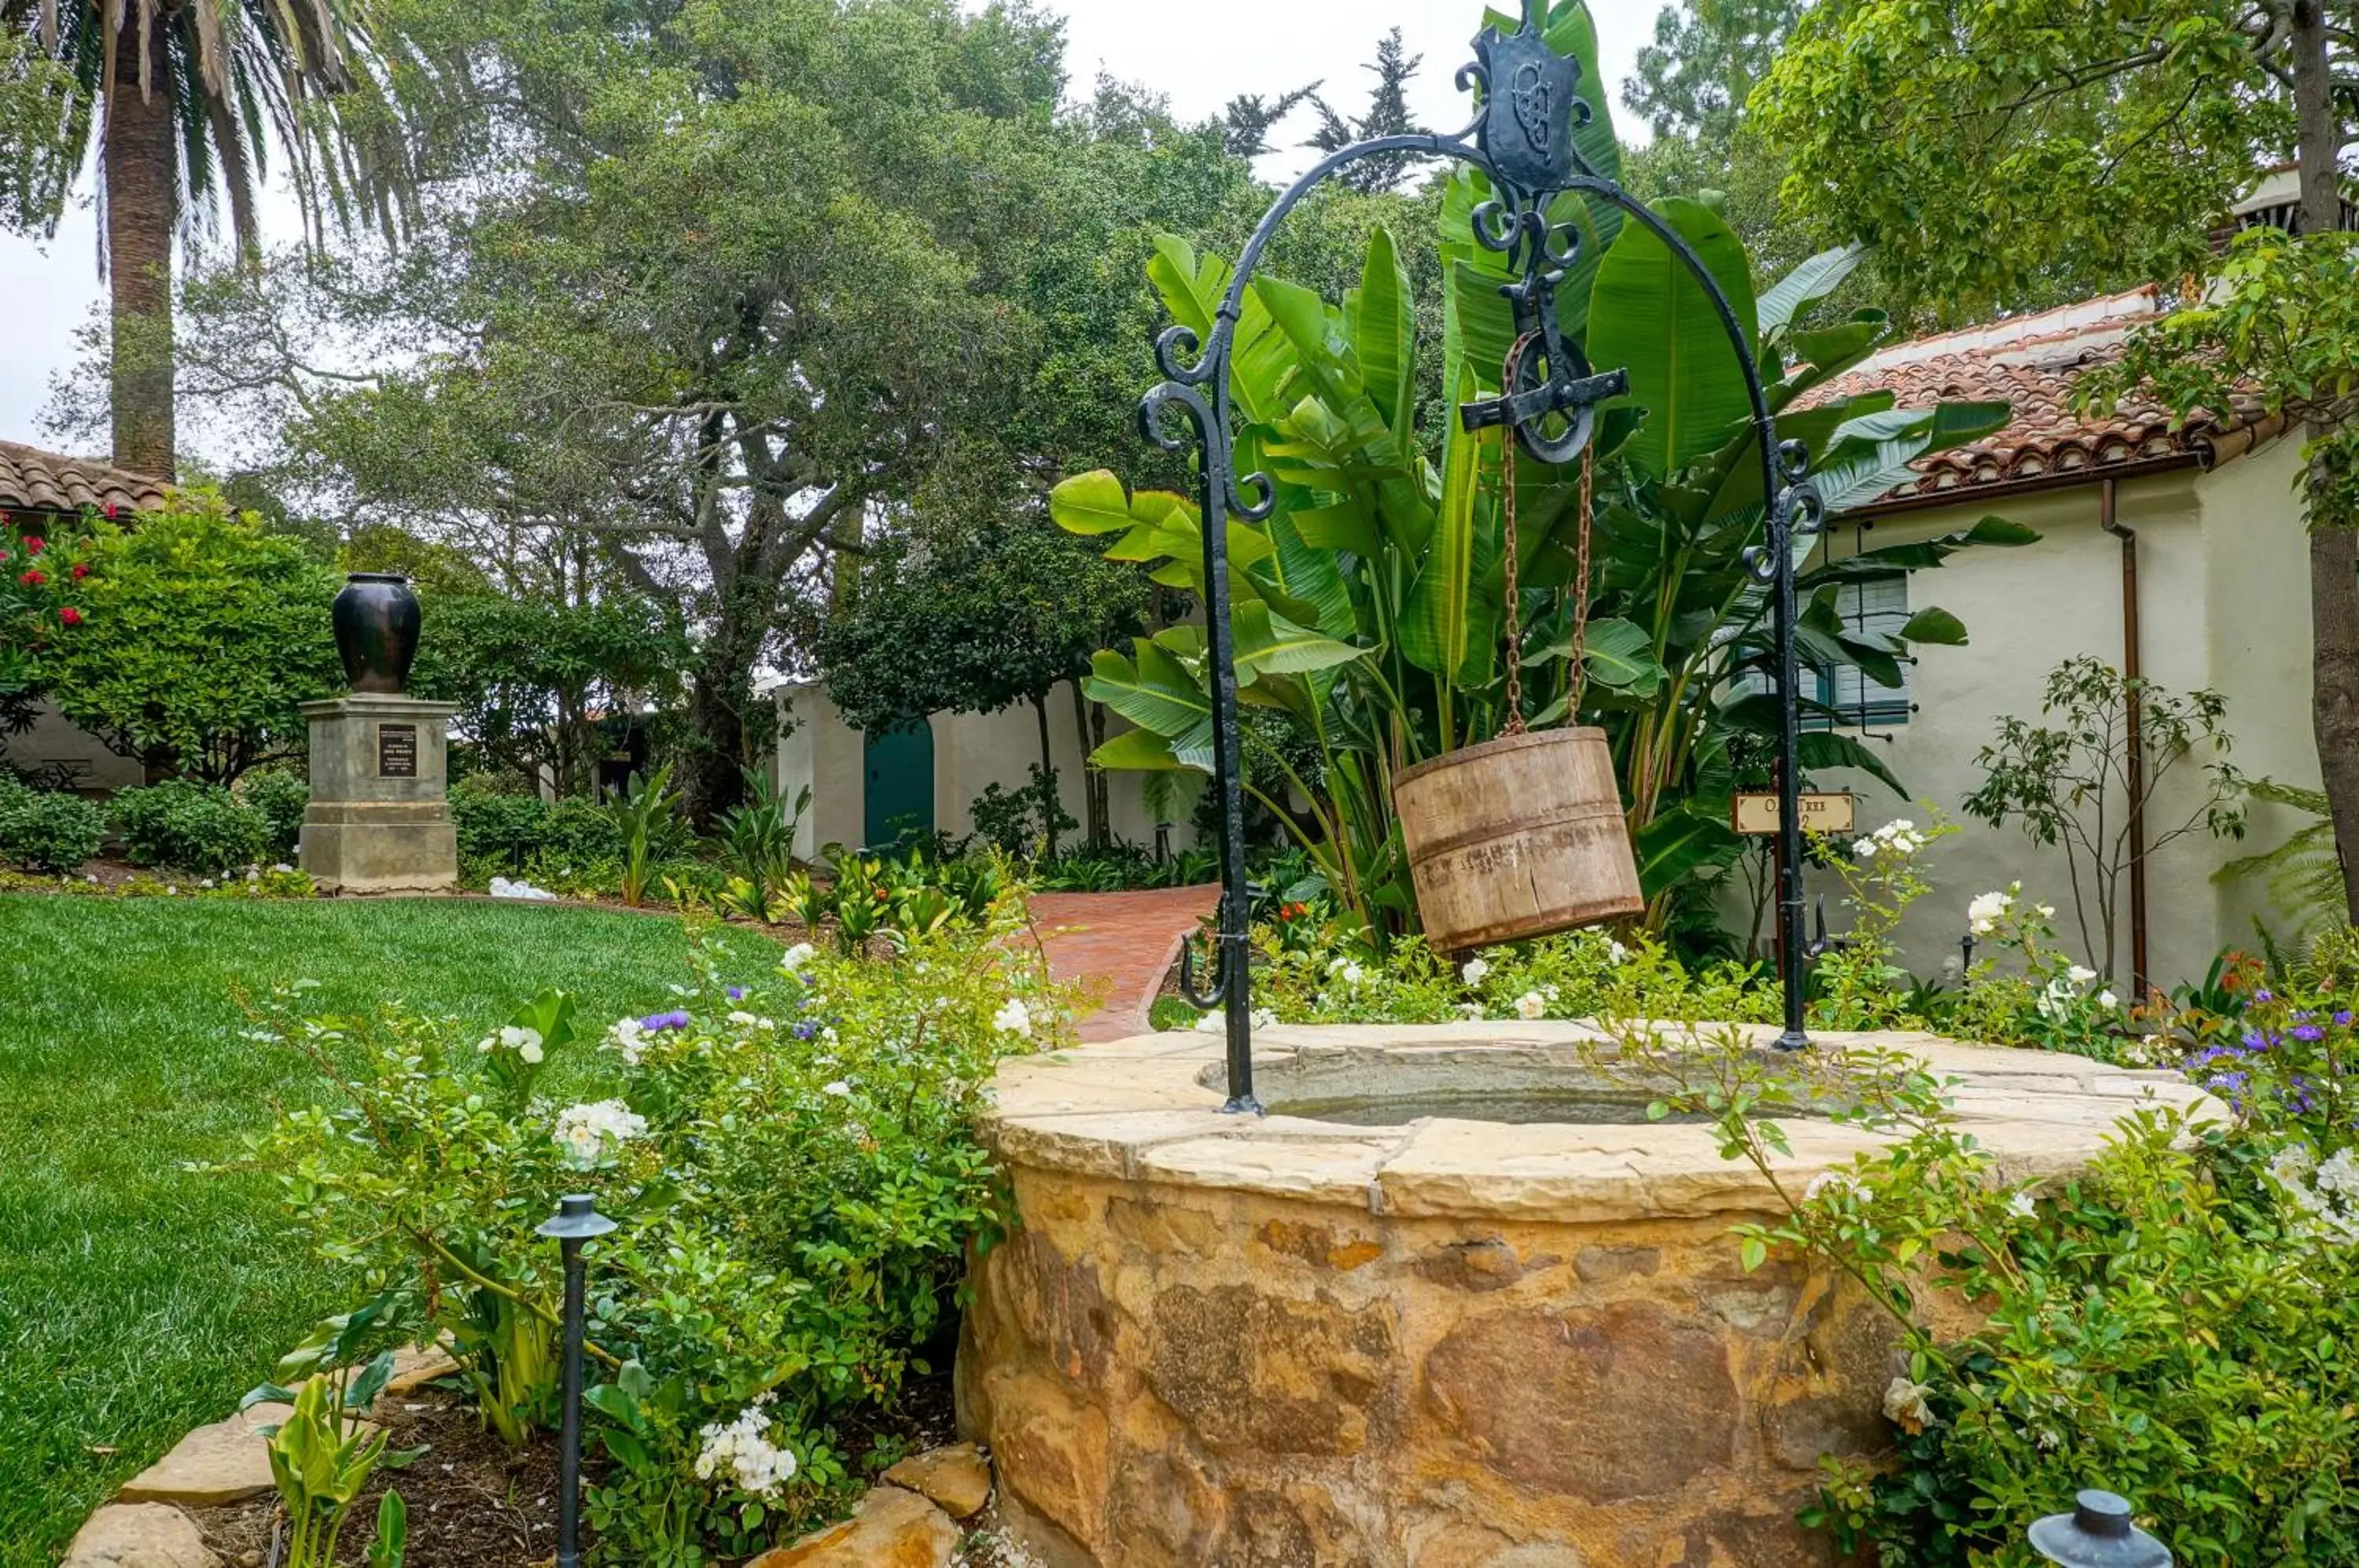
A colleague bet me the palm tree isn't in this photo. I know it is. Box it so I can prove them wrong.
[3,0,408,479]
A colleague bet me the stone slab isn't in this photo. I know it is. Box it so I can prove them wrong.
[749,1485,958,1566]
[881,1442,993,1519]
[61,1504,218,1568]
[116,1403,291,1507]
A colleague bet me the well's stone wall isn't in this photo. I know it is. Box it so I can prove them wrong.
[958,1024,2210,1568]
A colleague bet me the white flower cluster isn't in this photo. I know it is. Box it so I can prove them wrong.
[992,998,1032,1037]
[1327,956,1368,988]
[1805,1169,1866,1203]
[477,1025,545,1064]
[694,1399,797,1497]
[1461,958,1490,985]
[780,942,818,974]
[1514,991,1548,1021]
[1966,885,2015,937]
[1854,819,1926,859]
[2268,1143,2359,1242]
[554,1099,647,1169]
[2035,964,2117,1021]
[606,1017,647,1065]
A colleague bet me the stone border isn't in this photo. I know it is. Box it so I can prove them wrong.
[982,1021,2219,1224]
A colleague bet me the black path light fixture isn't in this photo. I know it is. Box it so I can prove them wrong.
[1157,0,1824,1111]
[2028,1491,2173,1568]
[539,1193,616,1568]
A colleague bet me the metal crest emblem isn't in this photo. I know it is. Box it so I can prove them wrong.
[1473,9,1578,191]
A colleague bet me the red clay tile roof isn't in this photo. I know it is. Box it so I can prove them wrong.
[0,441,170,519]
[1798,287,2277,510]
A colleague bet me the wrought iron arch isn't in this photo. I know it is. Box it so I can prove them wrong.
[1148,0,1824,1113]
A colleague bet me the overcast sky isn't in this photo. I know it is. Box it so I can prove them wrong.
[0,0,1651,462]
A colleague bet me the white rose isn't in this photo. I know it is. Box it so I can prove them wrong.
[1461,958,1490,985]
[780,943,818,974]
[992,998,1033,1037]
[1514,991,1547,1021]
[2096,990,2118,1010]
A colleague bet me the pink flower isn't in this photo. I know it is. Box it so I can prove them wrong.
[59,606,82,627]
[20,569,46,587]
[71,562,88,580]
[22,536,43,555]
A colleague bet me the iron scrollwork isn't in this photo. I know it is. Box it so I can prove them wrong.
[1139,0,1824,1112]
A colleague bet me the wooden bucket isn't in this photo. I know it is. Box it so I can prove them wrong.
[1393,726,1644,951]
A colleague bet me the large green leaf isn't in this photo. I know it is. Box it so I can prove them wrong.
[1633,807,1743,896]
[1090,727,1184,771]
[1082,641,1207,743]
[1796,731,1907,797]
[1048,470,1141,536]
[1146,234,1293,427]
[1757,243,1867,340]
[1350,226,1415,453]
[1232,600,1366,677]
[1898,606,1967,646]
[1403,365,1497,682]
[1588,195,1761,478]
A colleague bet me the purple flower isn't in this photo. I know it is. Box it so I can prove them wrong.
[2241,1029,2269,1052]
[2254,988,2275,1003]
[2294,1024,2325,1043]
[2337,1010,2354,1028]
[641,1009,691,1032]
[727,986,746,1001]
[792,1018,822,1040]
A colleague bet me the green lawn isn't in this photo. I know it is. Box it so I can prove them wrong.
[0,894,777,1568]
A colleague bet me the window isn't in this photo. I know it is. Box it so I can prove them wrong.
[1811,574,1912,727]
[1728,572,1915,727]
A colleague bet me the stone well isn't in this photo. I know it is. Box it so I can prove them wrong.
[956,1021,2212,1568]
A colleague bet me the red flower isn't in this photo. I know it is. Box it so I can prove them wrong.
[22,536,42,555]
[71,562,88,580]
[19,569,45,587]
[58,606,82,627]
[102,505,117,519]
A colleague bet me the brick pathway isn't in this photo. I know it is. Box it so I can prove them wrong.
[1028,885,1220,1042]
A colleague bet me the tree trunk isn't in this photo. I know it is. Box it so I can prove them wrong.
[104,28,178,480]
[2291,1,2359,923]
[1069,680,1107,848]
[1031,694,1058,856]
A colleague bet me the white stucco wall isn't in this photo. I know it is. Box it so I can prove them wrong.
[6,700,142,791]
[775,680,1197,858]
[1786,434,2317,991]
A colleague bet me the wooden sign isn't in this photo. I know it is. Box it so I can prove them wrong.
[377,723,419,778]
[1731,791,1856,837]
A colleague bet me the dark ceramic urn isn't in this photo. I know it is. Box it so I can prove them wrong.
[333,572,421,694]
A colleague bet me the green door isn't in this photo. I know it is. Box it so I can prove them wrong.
[863,722,934,849]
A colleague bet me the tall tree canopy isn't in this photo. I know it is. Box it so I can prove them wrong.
[2,0,414,477]
[1621,0,1801,142]
[1754,0,2359,920]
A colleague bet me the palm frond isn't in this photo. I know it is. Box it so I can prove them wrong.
[2217,778,2347,943]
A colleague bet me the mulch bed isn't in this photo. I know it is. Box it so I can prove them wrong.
[196,1372,962,1566]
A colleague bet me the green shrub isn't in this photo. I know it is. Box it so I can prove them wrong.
[237,770,309,859]
[450,786,554,874]
[112,780,269,872]
[235,902,1075,1563]
[0,779,105,872]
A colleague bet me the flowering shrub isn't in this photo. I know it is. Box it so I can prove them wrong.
[1588,1012,2359,1567]
[232,897,1073,1563]
[1943,883,2131,1058]
[1240,919,1776,1027]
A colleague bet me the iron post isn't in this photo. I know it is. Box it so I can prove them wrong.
[2028,1490,2171,1568]
[538,1193,616,1568]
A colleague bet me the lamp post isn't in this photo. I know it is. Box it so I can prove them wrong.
[2028,1491,2172,1568]
[538,1194,616,1568]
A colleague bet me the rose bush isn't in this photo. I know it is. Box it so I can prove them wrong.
[230,895,1074,1563]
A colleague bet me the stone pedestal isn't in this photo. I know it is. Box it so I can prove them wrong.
[299,694,459,893]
